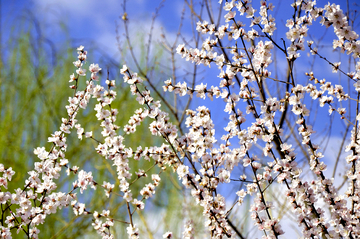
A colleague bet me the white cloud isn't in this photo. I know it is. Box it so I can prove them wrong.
[30,0,185,56]
[32,0,120,18]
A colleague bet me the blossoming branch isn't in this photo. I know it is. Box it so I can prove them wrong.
[1,0,360,238]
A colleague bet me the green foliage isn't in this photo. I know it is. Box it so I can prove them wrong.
[0,12,187,238]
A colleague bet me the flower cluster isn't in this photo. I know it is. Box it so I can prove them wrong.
[2,0,360,239]
[0,46,103,238]
[170,1,360,238]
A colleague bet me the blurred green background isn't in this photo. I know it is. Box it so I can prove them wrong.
[0,4,207,239]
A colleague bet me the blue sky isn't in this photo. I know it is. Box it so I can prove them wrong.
[3,0,360,168]
[2,0,185,56]
[2,0,352,52]
[3,0,358,65]
[3,2,360,145]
